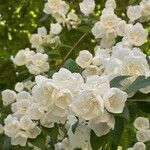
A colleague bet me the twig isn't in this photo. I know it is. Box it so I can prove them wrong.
[63,32,88,62]
[56,32,88,71]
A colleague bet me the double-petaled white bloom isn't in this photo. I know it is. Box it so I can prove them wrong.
[127,6,142,22]
[121,54,149,76]
[66,12,81,29]
[82,65,101,78]
[70,90,104,120]
[52,68,83,93]
[26,52,49,75]
[140,0,150,19]
[2,89,16,106]
[4,115,20,137]
[79,0,95,16]
[53,89,72,109]
[32,79,58,109]
[136,129,150,142]
[43,0,69,23]
[103,88,127,113]
[133,142,146,150]
[105,0,116,9]
[26,103,45,120]
[134,117,150,130]
[15,82,24,92]
[125,23,148,46]
[92,47,110,66]
[50,23,62,35]
[82,75,110,95]
[88,112,115,137]
[13,48,35,66]
[76,50,93,69]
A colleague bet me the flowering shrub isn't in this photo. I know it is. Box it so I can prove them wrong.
[0,0,150,149]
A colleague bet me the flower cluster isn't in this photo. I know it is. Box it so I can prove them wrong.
[127,117,150,150]
[1,67,127,147]
[127,0,150,22]
[30,23,62,52]
[92,10,148,48]
[43,0,81,29]
[1,0,150,149]
[12,48,49,75]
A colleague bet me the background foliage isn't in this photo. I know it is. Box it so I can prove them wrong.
[0,0,150,149]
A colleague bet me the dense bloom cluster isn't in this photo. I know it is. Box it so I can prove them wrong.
[127,117,150,150]
[127,0,150,22]
[43,0,81,29]
[1,0,150,149]
[30,23,62,52]
[12,48,49,75]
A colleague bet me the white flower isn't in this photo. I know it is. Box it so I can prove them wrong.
[136,129,150,142]
[4,115,20,137]
[70,90,104,120]
[76,50,93,68]
[134,117,149,130]
[88,121,111,137]
[83,75,110,94]
[125,23,148,46]
[50,23,62,35]
[82,65,101,78]
[105,0,116,9]
[103,88,127,113]
[55,142,64,150]
[16,91,31,101]
[53,89,72,109]
[32,80,58,109]
[91,21,105,39]
[68,124,91,149]
[52,68,81,93]
[66,12,81,29]
[121,55,149,76]
[15,82,24,92]
[88,112,115,137]
[140,85,150,94]
[100,12,119,33]
[26,125,41,139]
[11,99,31,117]
[27,103,45,120]
[37,26,47,37]
[140,0,150,18]
[30,34,43,50]
[19,115,34,130]
[127,6,142,21]
[27,52,49,75]
[1,89,16,106]
[79,0,95,16]
[40,114,54,128]
[92,48,110,66]
[133,142,146,150]
[43,0,69,23]
[11,131,28,146]
[13,48,34,66]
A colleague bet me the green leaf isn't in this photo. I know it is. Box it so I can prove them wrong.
[63,58,82,73]
[110,76,130,88]
[128,92,150,103]
[90,130,107,150]
[108,117,124,150]
[29,132,47,149]
[126,76,150,94]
